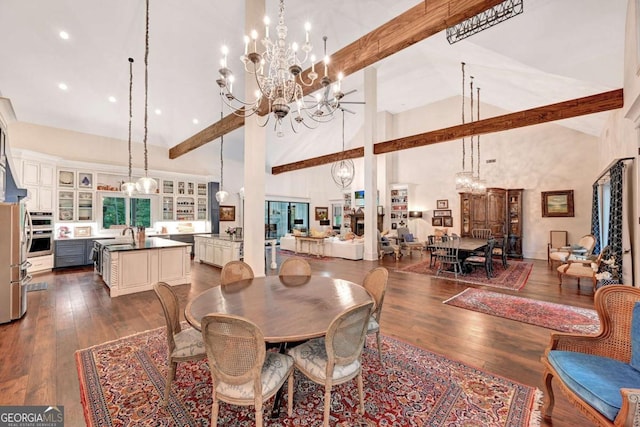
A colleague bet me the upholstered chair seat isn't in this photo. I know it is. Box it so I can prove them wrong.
[289,338,361,380]
[172,327,207,358]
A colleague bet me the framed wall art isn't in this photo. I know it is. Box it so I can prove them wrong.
[436,199,448,209]
[219,205,236,221]
[443,217,453,227]
[541,190,574,217]
[432,217,443,227]
[315,206,329,221]
[433,209,451,217]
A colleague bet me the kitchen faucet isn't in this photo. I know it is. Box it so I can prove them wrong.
[122,226,135,244]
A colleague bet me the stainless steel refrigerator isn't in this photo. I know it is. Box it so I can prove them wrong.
[0,202,31,323]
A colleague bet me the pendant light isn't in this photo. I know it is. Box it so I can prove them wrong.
[330,109,355,189]
[135,0,158,194]
[121,57,137,196]
[215,98,229,203]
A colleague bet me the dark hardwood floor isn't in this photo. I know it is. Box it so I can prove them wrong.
[0,249,597,426]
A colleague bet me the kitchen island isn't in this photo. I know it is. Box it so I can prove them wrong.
[98,237,191,297]
[193,234,243,267]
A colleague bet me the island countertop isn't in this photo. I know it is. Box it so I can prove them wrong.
[101,237,192,252]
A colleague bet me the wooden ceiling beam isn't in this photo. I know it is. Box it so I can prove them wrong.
[169,0,506,159]
[271,89,623,174]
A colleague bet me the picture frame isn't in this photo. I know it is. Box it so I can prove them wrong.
[541,190,574,217]
[219,205,236,221]
[432,217,443,227]
[433,209,452,217]
[443,217,453,227]
[436,199,448,209]
[315,206,329,221]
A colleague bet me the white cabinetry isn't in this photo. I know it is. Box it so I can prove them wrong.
[194,235,242,267]
[56,169,95,221]
[22,160,54,212]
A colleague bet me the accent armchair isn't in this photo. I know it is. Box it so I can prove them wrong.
[541,285,640,426]
[557,246,608,291]
[549,233,596,270]
[547,230,568,269]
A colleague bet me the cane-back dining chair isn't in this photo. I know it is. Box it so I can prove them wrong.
[288,301,374,427]
[201,313,294,427]
[362,267,389,363]
[279,257,312,277]
[220,260,254,285]
[153,282,207,406]
[541,285,640,426]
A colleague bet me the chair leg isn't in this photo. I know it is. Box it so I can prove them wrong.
[211,396,219,427]
[376,331,383,364]
[164,361,177,405]
[255,396,263,427]
[542,369,556,421]
[323,384,332,427]
[287,372,294,417]
[357,371,365,415]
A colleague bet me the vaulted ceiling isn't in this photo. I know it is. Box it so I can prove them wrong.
[0,0,626,169]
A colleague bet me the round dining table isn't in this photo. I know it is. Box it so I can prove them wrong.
[185,275,373,343]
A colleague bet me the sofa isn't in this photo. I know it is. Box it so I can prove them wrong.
[279,234,364,260]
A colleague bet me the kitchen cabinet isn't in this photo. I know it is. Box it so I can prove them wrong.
[22,160,54,212]
[193,235,242,267]
[54,238,101,268]
[57,190,94,222]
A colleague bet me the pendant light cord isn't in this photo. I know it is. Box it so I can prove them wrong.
[143,0,150,177]
[461,62,466,171]
[128,57,134,181]
[477,86,481,179]
[470,76,474,175]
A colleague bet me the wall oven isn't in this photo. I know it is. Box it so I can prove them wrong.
[27,212,53,257]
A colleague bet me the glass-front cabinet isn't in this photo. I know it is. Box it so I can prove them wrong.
[162,196,174,220]
[77,191,94,221]
[58,190,75,221]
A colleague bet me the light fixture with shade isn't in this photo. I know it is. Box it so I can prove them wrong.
[330,108,355,189]
[135,0,158,195]
[215,102,229,203]
[216,0,346,136]
[121,57,137,196]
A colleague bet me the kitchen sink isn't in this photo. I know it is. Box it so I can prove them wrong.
[106,244,137,251]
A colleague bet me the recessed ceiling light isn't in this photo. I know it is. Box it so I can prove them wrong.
[59,31,70,40]
[108,96,117,103]
[192,118,199,124]
[58,83,68,91]
[154,109,162,115]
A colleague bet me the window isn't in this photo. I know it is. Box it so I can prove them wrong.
[264,201,309,240]
[100,193,155,230]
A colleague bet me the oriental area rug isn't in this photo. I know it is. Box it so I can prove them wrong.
[400,259,533,291]
[444,288,600,334]
[76,326,542,427]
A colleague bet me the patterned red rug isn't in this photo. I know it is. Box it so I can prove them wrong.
[76,326,542,426]
[444,288,600,334]
[399,259,533,291]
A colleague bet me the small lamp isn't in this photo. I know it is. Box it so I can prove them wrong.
[409,211,423,218]
[319,219,330,226]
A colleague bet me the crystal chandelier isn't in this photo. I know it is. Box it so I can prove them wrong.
[330,109,355,189]
[455,62,473,192]
[216,0,345,137]
[121,57,137,196]
[135,0,158,195]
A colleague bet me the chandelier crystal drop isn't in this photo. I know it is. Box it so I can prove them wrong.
[135,0,158,195]
[216,0,345,136]
[330,109,355,189]
[121,57,137,196]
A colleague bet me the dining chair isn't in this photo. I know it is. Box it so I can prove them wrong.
[471,228,492,239]
[201,313,294,427]
[434,235,463,278]
[463,238,496,279]
[220,260,254,285]
[152,282,207,406]
[362,267,389,363]
[288,301,374,427]
[492,236,509,269]
[279,257,312,277]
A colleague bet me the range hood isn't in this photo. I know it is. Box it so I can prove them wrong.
[0,97,27,203]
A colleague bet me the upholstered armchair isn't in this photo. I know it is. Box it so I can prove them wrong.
[541,285,640,426]
[378,230,399,259]
[557,246,608,291]
[547,230,568,269]
[549,234,596,269]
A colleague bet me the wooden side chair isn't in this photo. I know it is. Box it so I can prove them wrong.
[288,301,374,427]
[471,228,492,239]
[434,235,463,279]
[220,260,254,285]
[201,313,294,427]
[492,236,509,269]
[362,267,389,363]
[547,230,569,269]
[279,257,311,277]
[153,282,207,406]
[463,238,496,279]
[541,285,640,426]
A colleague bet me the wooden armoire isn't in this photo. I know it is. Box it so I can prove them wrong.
[460,188,523,258]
